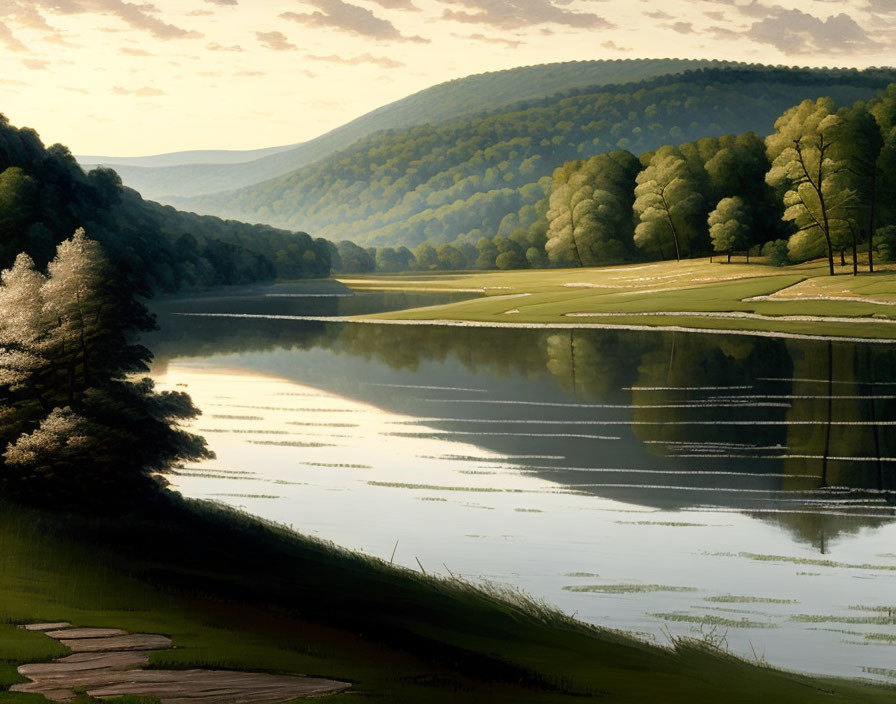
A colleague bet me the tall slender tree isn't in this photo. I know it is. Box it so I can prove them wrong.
[766,98,853,276]
[633,148,703,261]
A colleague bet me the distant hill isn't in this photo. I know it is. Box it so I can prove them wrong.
[80,59,734,200]
[77,143,300,168]
[168,65,896,250]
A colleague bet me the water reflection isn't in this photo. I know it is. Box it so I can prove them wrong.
[145,286,896,681]
[147,296,896,546]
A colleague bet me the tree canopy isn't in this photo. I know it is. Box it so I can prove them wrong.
[0,230,210,504]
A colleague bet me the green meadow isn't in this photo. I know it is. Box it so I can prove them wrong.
[342,258,896,340]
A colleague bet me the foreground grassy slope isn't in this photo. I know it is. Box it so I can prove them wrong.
[344,258,896,340]
[83,59,728,201]
[1,496,894,703]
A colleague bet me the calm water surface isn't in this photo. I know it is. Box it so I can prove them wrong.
[147,283,896,683]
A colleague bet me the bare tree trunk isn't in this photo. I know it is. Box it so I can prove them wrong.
[869,169,878,273]
[660,192,682,262]
[563,189,584,267]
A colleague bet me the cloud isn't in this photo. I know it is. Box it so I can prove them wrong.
[5,3,54,30]
[206,41,243,51]
[645,10,673,20]
[865,0,896,13]
[707,25,740,40]
[280,0,428,41]
[22,58,50,69]
[305,52,404,67]
[0,20,28,52]
[438,0,613,30]
[205,0,237,4]
[601,40,630,51]
[113,85,166,95]
[121,46,153,55]
[366,0,418,8]
[741,5,880,54]
[668,21,694,33]
[256,30,297,50]
[0,1,202,40]
[456,32,523,48]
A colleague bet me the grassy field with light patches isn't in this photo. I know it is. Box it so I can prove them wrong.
[339,257,896,340]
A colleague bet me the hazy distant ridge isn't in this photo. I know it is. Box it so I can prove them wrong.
[166,65,896,249]
[80,59,730,200]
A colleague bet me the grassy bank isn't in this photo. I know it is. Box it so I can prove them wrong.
[339,258,896,340]
[1,495,895,703]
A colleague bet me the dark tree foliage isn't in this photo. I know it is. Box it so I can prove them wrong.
[0,231,211,506]
[330,240,376,273]
[0,114,330,293]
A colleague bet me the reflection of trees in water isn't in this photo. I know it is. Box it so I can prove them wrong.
[544,331,641,399]
[148,311,896,545]
[329,324,552,379]
[146,315,336,374]
[782,341,896,494]
[629,334,791,452]
[756,510,893,553]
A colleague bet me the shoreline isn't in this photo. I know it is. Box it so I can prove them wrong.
[175,312,896,344]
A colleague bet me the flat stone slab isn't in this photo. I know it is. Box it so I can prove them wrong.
[19,651,151,679]
[12,623,351,703]
[45,627,128,639]
[22,622,72,631]
[88,669,352,703]
[60,633,173,653]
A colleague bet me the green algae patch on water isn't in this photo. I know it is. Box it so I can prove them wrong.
[650,613,780,629]
[708,551,896,572]
[704,596,797,605]
[563,584,697,594]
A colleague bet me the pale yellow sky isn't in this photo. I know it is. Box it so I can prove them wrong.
[1,0,893,156]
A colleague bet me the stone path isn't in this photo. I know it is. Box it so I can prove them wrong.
[12,622,351,703]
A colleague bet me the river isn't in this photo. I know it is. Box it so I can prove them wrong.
[146,281,896,684]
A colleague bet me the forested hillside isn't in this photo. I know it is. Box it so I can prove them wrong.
[172,66,896,254]
[326,81,896,276]
[81,59,731,200]
[0,115,329,293]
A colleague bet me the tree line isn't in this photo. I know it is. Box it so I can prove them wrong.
[175,66,896,259]
[333,82,896,275]
[0,114,331,295]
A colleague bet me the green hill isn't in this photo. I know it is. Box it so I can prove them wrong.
[80,59,734,200]
[169,66,896,250]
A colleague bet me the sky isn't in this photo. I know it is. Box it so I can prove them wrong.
[0,0,894,156]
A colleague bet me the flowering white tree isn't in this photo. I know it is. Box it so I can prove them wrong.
[0,229,210,503]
